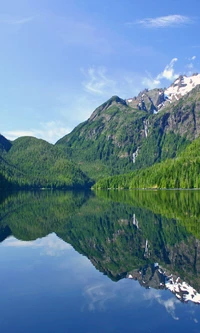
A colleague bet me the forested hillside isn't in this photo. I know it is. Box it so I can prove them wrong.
[94,136,200,189]
[0,135,92,189]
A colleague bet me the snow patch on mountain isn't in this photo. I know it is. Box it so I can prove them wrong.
[164,73,200,102]
[127,263,200,305]
[165,275,200,304]
[126,73,200,115]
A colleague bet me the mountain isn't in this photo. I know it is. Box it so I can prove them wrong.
[164,73,200,103]
[56,74,200,180]
[94,135,200,189]
[127,263,200,304]
[126,73,200,112]
[0,136,92,189]
[1,73,200,187]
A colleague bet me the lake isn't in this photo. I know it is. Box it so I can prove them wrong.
[0,189,200,332]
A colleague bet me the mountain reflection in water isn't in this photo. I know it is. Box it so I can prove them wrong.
[0,189,200,306]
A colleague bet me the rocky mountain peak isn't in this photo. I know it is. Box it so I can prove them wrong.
[125,73,200,114]
[127,263,200,304]
[126,88,165,114]
[89,95,127,122]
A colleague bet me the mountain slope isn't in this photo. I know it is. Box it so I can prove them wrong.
[56,80,200,180]
[0,136,92,189]
[0,134,12,152]
[56,95,149,179]
[94,136,200,189]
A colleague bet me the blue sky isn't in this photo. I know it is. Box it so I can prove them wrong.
[1,0,200,143]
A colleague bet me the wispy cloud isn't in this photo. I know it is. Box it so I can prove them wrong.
[144,289,179,320]
[82,67,117,95]
[157,297,179,320]
[127,15,192,28]
[0,14,35,26]
[84,283,116,311]
[157,58,179,81]
[142,58,179,89]
[2,56,190,144]
[82,58,180,99]
[81,66,140,97]
[185,55,197,75]
[2,130,35,139]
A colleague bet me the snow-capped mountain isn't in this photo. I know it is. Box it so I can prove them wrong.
[126,73,200,114]
[165,73,200,102]
[127,263,200,305]
[57,72,200,180]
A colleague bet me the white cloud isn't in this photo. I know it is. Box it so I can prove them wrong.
[141,58,179,89]
[81,66,148,98]
[158,297,179,320]
[2,57,184,144]
[144,289,179,320]
[82,59,179,98]
[56,67,153,132]
[157,58,179,81]
[186,55,196,62]
[2,130,35,139]
[2,121,71,144]
[2,233,72,256]
[132,15,192,28]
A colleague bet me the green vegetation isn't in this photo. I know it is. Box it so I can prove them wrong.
[56,87,200,180]
[96,189,200,239]
[1,189,200,288]
[94,136,200,190]
[1,85,200,188]
[56,96,151,179]
[0,136,92,189]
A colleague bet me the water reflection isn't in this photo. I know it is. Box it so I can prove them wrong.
[2,233,72,256]
[0,190,200,306]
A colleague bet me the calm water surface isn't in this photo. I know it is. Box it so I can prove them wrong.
[0,190,200,332]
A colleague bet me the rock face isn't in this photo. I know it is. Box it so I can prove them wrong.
[56,75,200,180]
[126,73,200,114]
[128,263,200,304]
[126,88,165,113]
